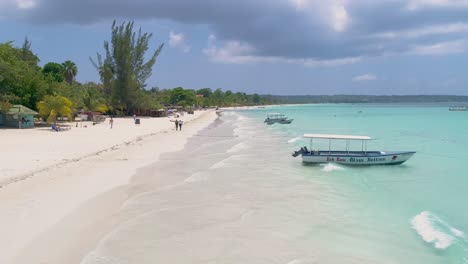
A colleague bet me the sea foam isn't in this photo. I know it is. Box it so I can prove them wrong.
[184,172,208,183]
[451,227,465,238]
[286,259,307,264]
[411,211,465,249]
[210,160,227,169]
[321,163,344,172]
[288,137,302,143]
[227,142,249,153]
[80,251,121,264]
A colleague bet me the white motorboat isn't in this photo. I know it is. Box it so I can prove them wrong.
[264,113,293,125]
[449,106,467,111]
[292,134,416,165]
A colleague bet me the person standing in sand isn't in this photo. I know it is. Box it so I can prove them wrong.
[110,117,114,129]
[175,119,179,131]
[179,120,183,131]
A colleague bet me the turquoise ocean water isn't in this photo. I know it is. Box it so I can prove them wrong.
[242,104,468,263]
[82,104,468,264]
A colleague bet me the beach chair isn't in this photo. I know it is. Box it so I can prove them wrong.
[51,124,71,132]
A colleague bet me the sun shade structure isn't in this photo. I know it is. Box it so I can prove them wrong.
[303,134,372,140]
[0,105,38,128]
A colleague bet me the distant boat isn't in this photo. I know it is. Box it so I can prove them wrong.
[264,113,293,125]
[292,134,415,165]
[449,106,467,111]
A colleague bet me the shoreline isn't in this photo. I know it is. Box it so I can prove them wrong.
[0,111,208,187]
[80,111,245,264]
[0,110,218,264]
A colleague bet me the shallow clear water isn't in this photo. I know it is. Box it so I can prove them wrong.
[244,104,468,263]
[82,104,468,264]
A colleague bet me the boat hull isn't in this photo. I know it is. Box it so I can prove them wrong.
[278,119,293,124]
[301,151,415,165]
[265,119,293,125]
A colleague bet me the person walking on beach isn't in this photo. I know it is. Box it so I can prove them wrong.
[179,120,183,131]
[110,117,114,129]
[175,119,179,131]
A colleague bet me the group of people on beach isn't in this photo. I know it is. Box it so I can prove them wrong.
[174,119,183,131]
[107,116,184,131]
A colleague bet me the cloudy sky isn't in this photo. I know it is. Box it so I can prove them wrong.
[1,0,468,95]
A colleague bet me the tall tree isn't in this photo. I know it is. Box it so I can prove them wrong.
[252,93,261,104]
[196,88,212,98]
[42,62,64,82]
[19,37,39,66]
[169,87,196,106]
[62,60,78,85]
[212,88,225,106]
[0,42,48,109]
[91,20,164,114]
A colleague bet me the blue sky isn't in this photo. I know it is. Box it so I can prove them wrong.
[1,0,468,95]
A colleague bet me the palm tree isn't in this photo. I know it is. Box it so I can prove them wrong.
[62,60,78,85]
[82,88,109,113]
[37,95,73,123]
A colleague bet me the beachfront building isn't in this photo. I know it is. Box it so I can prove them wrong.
[0,105,38,129]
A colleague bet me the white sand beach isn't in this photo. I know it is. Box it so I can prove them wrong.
[0,110,218,264]
[0,112,208,185]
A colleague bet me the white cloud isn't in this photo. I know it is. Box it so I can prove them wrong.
[302,56,362,67]
[353,74,377,81]
[292,0,350,32]
[290,0,308,10]
[407,0,468,10]
[169,31,191,53]
[407,39,468,55]
[16,0,36,9]
[373,23,468,39]
[203,34,259,64]
[330,1,349,32]
[5,0,468,65]
[0,0,35,9]
[203,34,361,66]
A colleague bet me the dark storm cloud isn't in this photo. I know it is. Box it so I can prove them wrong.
[6,0,468,62]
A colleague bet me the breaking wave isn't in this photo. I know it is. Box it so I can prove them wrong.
[227,142,250,153]
[288,137,302,143]
[286,259,308,264]
[184,172,208,183]
[210,154,249,170]
[80,251,121,264]
[411,211,465,249]
[210,160,227,169]
[321,163,344,172]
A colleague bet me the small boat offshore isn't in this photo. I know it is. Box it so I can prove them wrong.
[292,134,416,165]
[449,106,467,111]
[264,113,293,125]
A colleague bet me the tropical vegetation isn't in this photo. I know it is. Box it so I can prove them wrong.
[0,21,276,124]
[62,60,78,85]
[37,95,73,123]
[91,20,164,115]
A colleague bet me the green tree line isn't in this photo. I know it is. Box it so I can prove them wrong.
[0,21,275,123]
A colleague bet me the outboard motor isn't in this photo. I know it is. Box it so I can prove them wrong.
[292,146,308,157]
